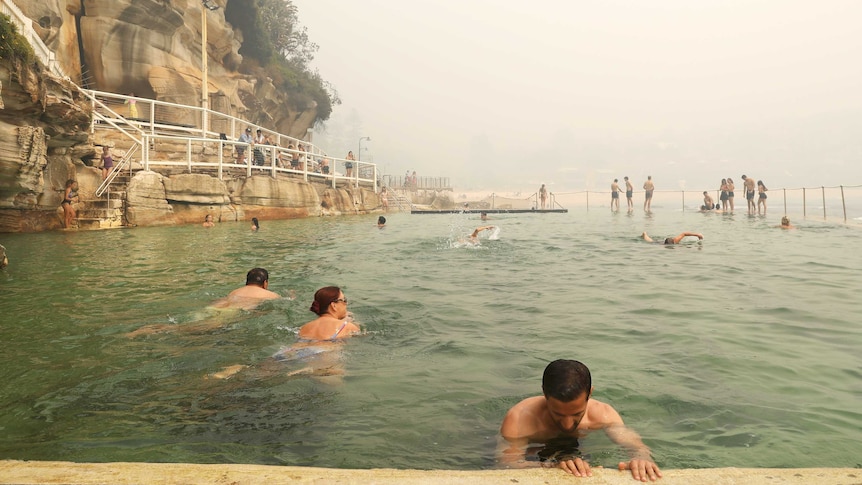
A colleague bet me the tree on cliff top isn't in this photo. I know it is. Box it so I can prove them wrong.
[225,0,338,122]
[0,14,36,64]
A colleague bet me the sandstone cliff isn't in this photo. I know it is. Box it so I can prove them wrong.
[11,0,319,138]
[0,1,384,234]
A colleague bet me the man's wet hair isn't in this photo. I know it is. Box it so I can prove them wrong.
[246,268,269,286]
[542,359,592,402]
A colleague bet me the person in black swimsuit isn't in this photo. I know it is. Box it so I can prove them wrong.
[61,179,79,228]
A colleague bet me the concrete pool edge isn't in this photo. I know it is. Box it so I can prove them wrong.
[1,461,859,484]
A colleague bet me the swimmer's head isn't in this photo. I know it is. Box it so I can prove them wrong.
[310,286,342,315]
[246,268,269,286]
[542,359,592,403]
[378,216,386,225]
[781,216,790,226]
[251,217,259,229]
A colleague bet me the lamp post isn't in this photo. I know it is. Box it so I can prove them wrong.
[201,0,219,137]
[358,136,371,161]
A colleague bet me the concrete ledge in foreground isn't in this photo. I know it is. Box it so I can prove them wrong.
[0,461,859,485]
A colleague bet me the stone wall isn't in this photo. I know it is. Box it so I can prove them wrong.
[122,171,381,229]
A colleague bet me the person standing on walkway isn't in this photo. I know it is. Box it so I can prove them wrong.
[345,151,356,178]
[726,177,736,212]
[757,180,768,215]
[237,128,252,164]
[624,176,634,212]
[610,179,622,212]
[643,176,654,212]
[124,93,138,119]
[539,184,548,210]
[742,175,756,214]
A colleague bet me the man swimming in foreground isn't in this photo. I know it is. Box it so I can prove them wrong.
[127,268,281,337]
[500,359,662,482]
[210,267,281,310]
[641,231,703,245]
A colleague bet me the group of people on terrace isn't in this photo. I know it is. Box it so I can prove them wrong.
[609,174,771,215]
[233,127,366,178]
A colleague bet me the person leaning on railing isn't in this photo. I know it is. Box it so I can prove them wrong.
[237,128,252,163]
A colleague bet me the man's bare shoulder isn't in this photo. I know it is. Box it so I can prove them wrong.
[501,396,546,439]
[211,286,280,309]
[582,398,624,428]
[230,286,280,299]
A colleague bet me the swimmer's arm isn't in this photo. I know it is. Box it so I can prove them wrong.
[496,434,532,468]
[499,408,532,465]
[673,232,703,243]
[600,410,662,481]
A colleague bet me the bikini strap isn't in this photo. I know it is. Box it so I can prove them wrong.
[330,320,349,340]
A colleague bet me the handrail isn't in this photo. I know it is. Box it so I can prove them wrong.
[84,89,328,159]
[95,144,139,197]
[554,185,861,222]
[138,133,377,189]
[78,90,145,145]
[76,89,379,193]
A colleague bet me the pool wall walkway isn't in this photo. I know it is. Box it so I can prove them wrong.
[1,461,858,484]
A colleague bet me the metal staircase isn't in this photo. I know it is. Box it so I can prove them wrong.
[386,189,413,212]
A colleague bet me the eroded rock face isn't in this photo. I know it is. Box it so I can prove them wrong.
[125,170,175,226]
[11,0,318,139]
[0,58,92,231]
[164,173,230,205]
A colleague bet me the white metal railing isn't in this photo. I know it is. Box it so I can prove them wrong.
[0,0,65,79]
[5,3,380,194]
[383,174,451,191]
[85,90,377,191]
[95,144,139,197]
[139,133,377,190]
[86,90,328,158]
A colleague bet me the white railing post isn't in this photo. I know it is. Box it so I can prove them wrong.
[143,135,150,170]
[218,139,224,180]
[187,139,193,172]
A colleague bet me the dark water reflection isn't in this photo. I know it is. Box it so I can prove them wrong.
[1,212,860,469]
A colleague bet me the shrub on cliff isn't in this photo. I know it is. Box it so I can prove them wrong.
[225,0,338,122]
[0,14,35,64]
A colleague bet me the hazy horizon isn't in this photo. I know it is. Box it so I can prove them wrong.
[293,0,862,193]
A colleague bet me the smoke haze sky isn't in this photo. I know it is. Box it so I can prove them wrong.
[293,0,862,193]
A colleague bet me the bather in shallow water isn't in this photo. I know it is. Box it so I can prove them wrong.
[212,286,362,380]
